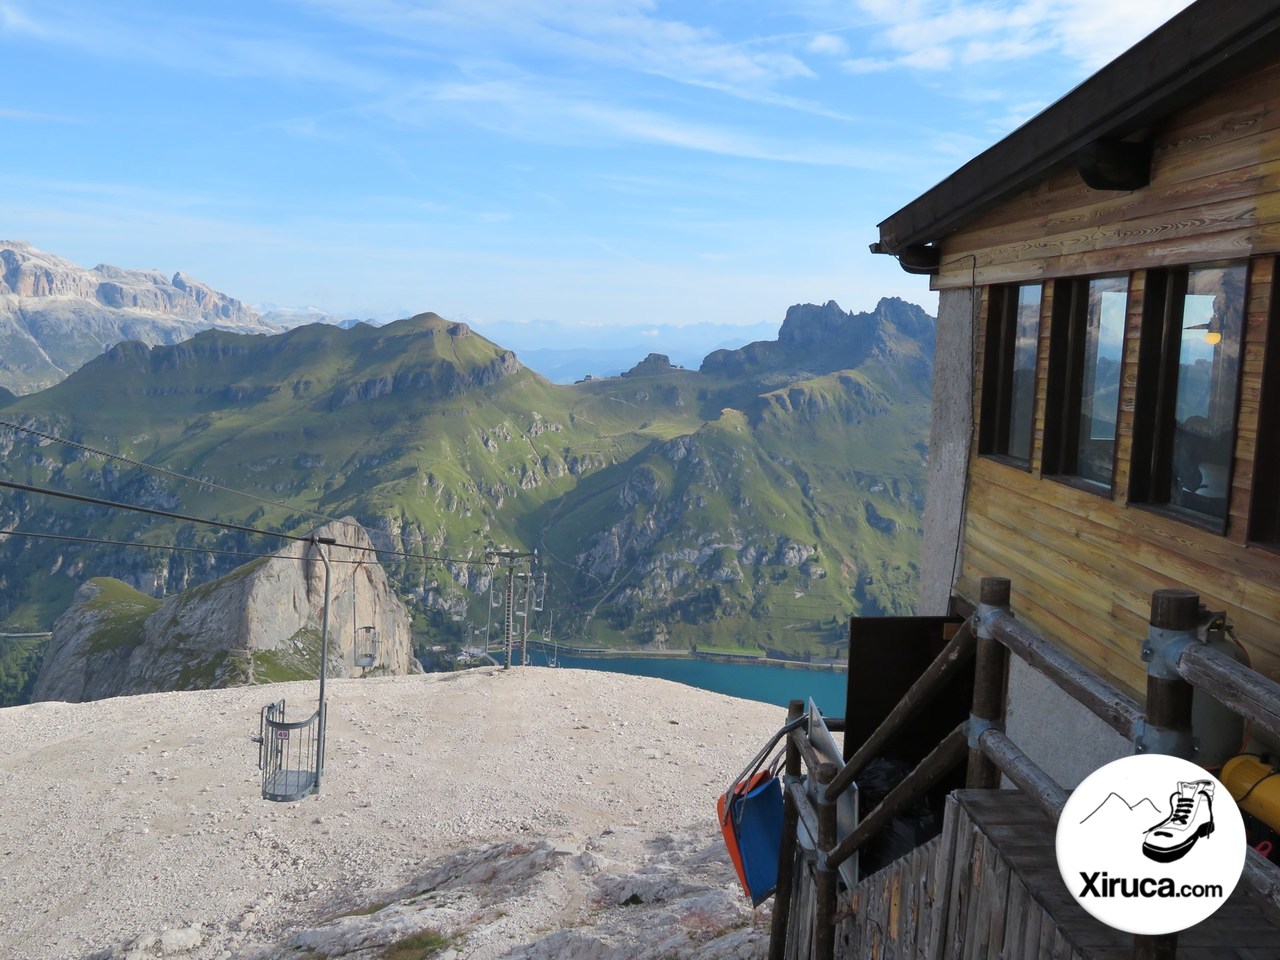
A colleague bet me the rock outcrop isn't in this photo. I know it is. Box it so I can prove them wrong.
[32,519,420,703]
[699,296,935,380]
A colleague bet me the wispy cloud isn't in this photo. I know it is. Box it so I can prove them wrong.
[1049,0,1196,70]
[840,0,1193,74]
[1,1,385,90]
[294,0,845,117]
[0,1,46,36]
[367,74,897,168]
[806,33,849,57]
[0,107,80,123]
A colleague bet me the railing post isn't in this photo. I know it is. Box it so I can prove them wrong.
[967,577,1010,789]
[1132,933,1177,960]
[1132,589,1199,960]
[815,761,840,960]
[1137,589,1198,759]
[769,699,805,960]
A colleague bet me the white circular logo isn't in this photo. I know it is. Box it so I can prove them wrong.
[1055,754,1245,935]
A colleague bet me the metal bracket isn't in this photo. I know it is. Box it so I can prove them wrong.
[1143,609,1231,671]
[1197,610,1229,646]
[1141,626,1195,680]
[1132,720,1197,758]
[974,601,1008,641]
[968,713,1002,750]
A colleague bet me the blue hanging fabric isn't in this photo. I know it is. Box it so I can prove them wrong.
[719,770,785,905]
[718,716,801,906]
[733,773,784,905]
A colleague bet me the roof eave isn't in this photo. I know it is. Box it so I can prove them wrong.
[875,0,1280,260]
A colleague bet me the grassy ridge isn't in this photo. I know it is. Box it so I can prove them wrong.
[0,301,933,683]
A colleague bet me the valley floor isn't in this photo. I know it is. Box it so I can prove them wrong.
[0,668,788,959]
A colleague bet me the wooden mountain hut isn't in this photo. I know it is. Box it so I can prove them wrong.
[764,4,1280,958]
[872,0,1280,789]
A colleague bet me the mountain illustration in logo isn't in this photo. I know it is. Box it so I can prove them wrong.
[1080,792,1162,827]
[1077,783,1218,864]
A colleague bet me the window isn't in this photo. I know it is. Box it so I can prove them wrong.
[1130,261,1248,529]
[979,283,1041,465]
[1043,275,1129,489]
[1249,264,1280,544]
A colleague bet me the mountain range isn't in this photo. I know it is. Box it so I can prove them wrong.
[0,264,934,704]
[0,241,784,391]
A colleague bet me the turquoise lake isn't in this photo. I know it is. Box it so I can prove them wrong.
[517,652,847,717]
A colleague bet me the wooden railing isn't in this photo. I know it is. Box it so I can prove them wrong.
[767,575,1280,960]
[768,623,976,960]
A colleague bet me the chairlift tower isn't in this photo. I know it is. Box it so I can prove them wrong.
[491,550,538,668]
[515,569,547,666]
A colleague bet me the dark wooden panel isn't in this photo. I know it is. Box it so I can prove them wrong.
[844,615,969,765]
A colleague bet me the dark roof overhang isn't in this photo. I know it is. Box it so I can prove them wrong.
[873,0,1280,272]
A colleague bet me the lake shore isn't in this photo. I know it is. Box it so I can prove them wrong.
[520,638,848,672]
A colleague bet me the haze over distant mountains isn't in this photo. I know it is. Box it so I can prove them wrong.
[261,310,783,383]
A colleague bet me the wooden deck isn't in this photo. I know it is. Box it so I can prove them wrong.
[838,789,1280,959]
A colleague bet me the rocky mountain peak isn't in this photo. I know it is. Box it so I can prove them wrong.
[776,300,859,348]
[0,240,285,395]
[621,352,679,377]
[699,298,934,379]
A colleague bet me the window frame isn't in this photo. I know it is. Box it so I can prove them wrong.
[978,283,1041,469]
[1248,256,1280,547]
[1129,260,1250,534]
[1042,273,1130,495]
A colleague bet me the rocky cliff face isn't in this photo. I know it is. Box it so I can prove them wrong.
[31,520,420,703]
[0,240,281,394]
[699,297,934,381]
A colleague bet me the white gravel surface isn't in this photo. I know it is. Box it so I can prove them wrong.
[0,667,786,959]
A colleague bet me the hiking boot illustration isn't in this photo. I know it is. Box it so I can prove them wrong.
[1142,780,1215,863]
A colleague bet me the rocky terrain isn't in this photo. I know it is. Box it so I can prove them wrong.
[33,520,419,703]
[0,240,281,394]
[0,666,792,960]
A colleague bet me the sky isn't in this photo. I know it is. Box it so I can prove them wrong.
[1,0,1195,331]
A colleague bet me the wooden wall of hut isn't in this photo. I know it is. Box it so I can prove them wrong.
[938,55,1280,695]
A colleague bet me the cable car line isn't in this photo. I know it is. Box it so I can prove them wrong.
[0,477,495,567]
[0,527,279,561]
[0,527,393,565]
[0,417,438,553]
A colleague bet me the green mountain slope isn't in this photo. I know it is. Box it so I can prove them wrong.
[0,299,933,688]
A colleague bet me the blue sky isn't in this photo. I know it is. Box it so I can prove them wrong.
[1,0,1193,330]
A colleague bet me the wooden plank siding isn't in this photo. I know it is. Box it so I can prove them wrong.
[933,59,1280,291]
[946,49,1280,699]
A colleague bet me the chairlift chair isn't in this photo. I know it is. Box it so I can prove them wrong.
[355,624,378,670]
[251,536,334,802]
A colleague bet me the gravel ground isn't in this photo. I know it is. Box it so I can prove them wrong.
[0,667,786,960]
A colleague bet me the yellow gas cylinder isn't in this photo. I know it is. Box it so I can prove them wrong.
[1221,755,1280,831]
